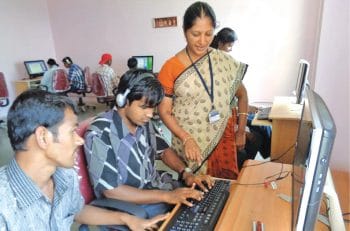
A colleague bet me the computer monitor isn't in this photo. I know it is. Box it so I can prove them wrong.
[293,59,310,104]
[24,60,48,79]
[292,88,337,231]
[132,55,153,72]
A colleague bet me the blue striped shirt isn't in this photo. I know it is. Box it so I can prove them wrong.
[68,64,85,90]
[0,159,84,231]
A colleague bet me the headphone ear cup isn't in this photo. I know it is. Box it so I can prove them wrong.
[116,88,130,107]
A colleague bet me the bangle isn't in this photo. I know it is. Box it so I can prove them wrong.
[182,136,193,146]
[238,112,249,116]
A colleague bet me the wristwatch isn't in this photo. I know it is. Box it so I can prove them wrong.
[178,167,193,181]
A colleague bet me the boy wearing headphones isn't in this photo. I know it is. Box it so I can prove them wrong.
[84,69,214,218]
[62,56,85,91]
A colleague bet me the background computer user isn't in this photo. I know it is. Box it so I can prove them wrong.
[40,58,59,93]
[62,56,85,92]
[210,27,271,162]
[127,57,138,70]
[95,53,119,96]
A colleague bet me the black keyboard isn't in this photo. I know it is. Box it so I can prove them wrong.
[164,179,231,231]
[256,107,272,120]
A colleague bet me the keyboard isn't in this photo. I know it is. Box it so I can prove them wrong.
[256,107,272,120]
[163,179,231,231]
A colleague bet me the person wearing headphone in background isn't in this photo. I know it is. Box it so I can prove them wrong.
[127,57,138,71]
[84,69,213,221]
[40,58,59,93]
[96,53,119,96]
[62,56,85,92]
[210,27,271,162]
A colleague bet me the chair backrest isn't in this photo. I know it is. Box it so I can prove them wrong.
[83,66,92,93]
[53,69,70,92]
[0,72,9,107]
[75,117,95,204]
[91,72,107,97]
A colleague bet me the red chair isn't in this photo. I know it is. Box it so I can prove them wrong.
[91,72,115,108]
[53,69,71,94]
[75,118,146,230]
[0,72,9,107]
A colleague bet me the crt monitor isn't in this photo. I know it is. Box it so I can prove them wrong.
[24,60,48,79]
[132,55,153,72]
[292,88,337,231]
[293,59,310,104]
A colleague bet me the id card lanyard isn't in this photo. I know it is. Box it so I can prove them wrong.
[186,48,220,123]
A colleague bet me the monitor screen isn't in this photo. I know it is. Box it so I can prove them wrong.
[24,60,47,79]
[292,89,336,231]
[132,56,153,72]
[294,59,310,104]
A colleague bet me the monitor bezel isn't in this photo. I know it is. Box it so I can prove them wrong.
[24,60,48,79]
[292,88,336,231]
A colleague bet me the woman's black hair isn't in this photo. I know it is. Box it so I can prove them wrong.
[210,27,238,49]
[183,1,216,32]
[116,69,164,108]
[47,58,59,67]
[7,89,77,151]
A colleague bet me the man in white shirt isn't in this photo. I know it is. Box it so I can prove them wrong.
[96,53,119,96]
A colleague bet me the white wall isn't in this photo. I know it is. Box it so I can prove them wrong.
[315,0,349,171]
[47,0,322,103]
[0,0,56,118]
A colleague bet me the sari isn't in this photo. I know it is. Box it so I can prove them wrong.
[160,50,247,179]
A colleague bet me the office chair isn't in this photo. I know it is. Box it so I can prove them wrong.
[91,72,115,108]
[70,67,96,112]
[0,72,9,125]
[0,72,9,108]
[52,69,71,95]
[75,118,146,231]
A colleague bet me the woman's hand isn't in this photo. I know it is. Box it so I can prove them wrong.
[183,137,202,164]
[235,130,246,151]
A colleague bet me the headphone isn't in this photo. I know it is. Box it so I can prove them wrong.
[116,72,154,108]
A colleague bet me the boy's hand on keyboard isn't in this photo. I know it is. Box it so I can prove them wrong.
[165,184,204,207]
[183,174,214,192]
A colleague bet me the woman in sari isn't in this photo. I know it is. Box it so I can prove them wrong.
[158,1,248,180]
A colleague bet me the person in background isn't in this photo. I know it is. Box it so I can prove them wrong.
[127,57,138,70]
[96,53,119,96]
[210,27,238,53]
[40,58,59,93]
[62,56,85,92]
[157,1,249,180]
[84,69,213,219]
[210,27,271,161]
[0,89,168,231]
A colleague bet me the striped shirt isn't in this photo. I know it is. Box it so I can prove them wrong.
[96,64,119,96]
[0,159,84,231]
[68,64,85,90]
[84,109,175,199]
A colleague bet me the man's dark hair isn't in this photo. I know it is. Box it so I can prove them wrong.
[7,89,78,151]
[62,56,73,65]
[127,57,138,69]
[116,69,164,108]
[183,1,216,32]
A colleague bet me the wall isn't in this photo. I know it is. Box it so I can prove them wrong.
[315,0,349,171]
[47,0,322,102]
[0,0,56,118]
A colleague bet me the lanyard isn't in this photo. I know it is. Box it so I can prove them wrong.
[186,47,215,109]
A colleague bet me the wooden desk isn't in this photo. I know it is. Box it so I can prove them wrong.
[14,77,42,96]
[253,97,302,164]
[160,160,343,231]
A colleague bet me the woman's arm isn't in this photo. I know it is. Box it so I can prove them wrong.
[158,97,202,164]
[235,84,248,150]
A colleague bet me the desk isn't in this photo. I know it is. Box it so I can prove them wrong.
[160,160,331,231]
[14,77,42,96]
[253,97,302,164]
